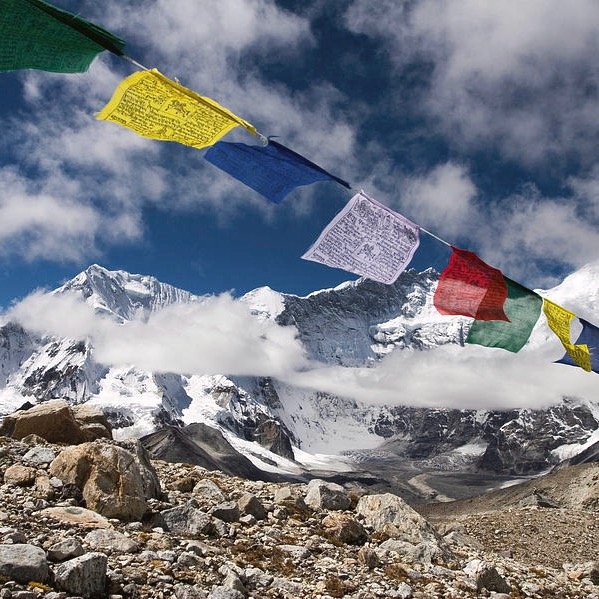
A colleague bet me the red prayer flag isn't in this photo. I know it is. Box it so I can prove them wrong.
[434,247,509,321]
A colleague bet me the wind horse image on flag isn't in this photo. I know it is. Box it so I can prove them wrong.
[302,191,420,285]
[97,69,256,149]
[204,139,351,204]
[543,298,592,372]
[0,0,125,73]
[466,278,542,352]
[434,247,509,321]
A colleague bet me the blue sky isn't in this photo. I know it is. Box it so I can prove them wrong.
[0,0,598,307]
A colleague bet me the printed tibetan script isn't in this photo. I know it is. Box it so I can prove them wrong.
[302,191,420,284]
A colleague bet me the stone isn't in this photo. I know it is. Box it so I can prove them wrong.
[3,464,36,486]
[71,405,113,441]
[22,446,56,466]
[210,502,240,523]
[47,538,85,562]
[237,493,267,520]
[49,440,160,521]
[40,506,113,529]
[357,546,380,569]
[517,491,560,509]
[0,400,86,443]
[278,544,310,559]
[193,479,226,503]
[161,501,215,536]
[54,552,108,598]
[222,570,247,595]
[174,584,208,598]
[0,544,49,583]
[208,588,244,599]
[84,529,140,554]
[0,527,26,544]
[463,559,511,594]
[304,479,351,511]
[394,582,413,599]
[321,513,368,545]
[356,493,441,545]
[378,539,447,564]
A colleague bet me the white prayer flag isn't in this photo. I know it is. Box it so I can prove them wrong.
[302,191,420,284]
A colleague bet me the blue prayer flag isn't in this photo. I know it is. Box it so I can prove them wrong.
[204,139,350,204]
[557,318,599,373]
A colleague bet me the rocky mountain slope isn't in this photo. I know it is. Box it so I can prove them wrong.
[0,263,597,486]
[0,401,598,599]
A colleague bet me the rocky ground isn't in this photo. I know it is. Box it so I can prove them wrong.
[0,402,598,598]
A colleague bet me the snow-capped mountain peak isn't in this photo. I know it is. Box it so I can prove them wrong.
[54,264,200,321]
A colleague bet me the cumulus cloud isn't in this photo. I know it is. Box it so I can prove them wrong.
[345,0,599,166]
[396,162,477,240]
[8,290,308,378]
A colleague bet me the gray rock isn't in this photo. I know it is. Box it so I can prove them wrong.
[237,493,267,521]
[193,479,226,503]
[211,502,240,523]
[378,539,447,564]
[356,493,440,545]
[47,538,85,562]
[278,544,310,560]
[394,582,413,599]
[0,527,26,544]
[304,479,351,511]
[22,446,56,466]
[84,529,140,554]
[54,552,108,598]
[464,559,511,594]
[161,501,214,536]
[175,584,208,598]
[208,588,244,599]
[517,491,560,509]
[222,570,247,595]
[0,543,49,583]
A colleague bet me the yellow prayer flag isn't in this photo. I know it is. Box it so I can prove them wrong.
[96,69,256,149]
[543,298,592,371]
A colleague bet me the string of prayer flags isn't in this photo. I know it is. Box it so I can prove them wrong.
[542,299,592,371]
[96,69,256,149]
[434,247,509,321]
[466,278,542,352]
[557,318,599,373]
[204,139,351,204]
[302,191,420,285]
[0,0,125,73]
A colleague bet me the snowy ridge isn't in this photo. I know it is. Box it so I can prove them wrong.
[0,262,597,477]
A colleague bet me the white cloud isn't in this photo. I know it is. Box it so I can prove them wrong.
[345,0,599,166]
[0,166,141,262]
[397,162,477,239]
[287,341,597,411]
[8,290,308,378]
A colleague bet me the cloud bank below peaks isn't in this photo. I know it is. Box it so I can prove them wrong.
[6,285,598,412]
[7,291,308,379]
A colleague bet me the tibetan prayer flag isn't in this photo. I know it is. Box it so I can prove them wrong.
[433,247,509,321]
[556,317,599,373]
[204,139,350,204]
[96,69,256,149]
[302,191,420,285]
[543,299,591,371]
[0,0,125,73]
[466,278,542,352]
[558,318,599,373]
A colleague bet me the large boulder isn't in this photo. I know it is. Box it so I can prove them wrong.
[356,493,441,546]
[0,400,111,444]
[54,552,108,598]
[49,440,161,521]
[0,544,49,583]
[304,479,351,511]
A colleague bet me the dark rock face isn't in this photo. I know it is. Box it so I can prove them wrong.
[141,424,278,481]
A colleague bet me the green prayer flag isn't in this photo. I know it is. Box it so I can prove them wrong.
[0,0,125,73]
[466,277,542,352]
